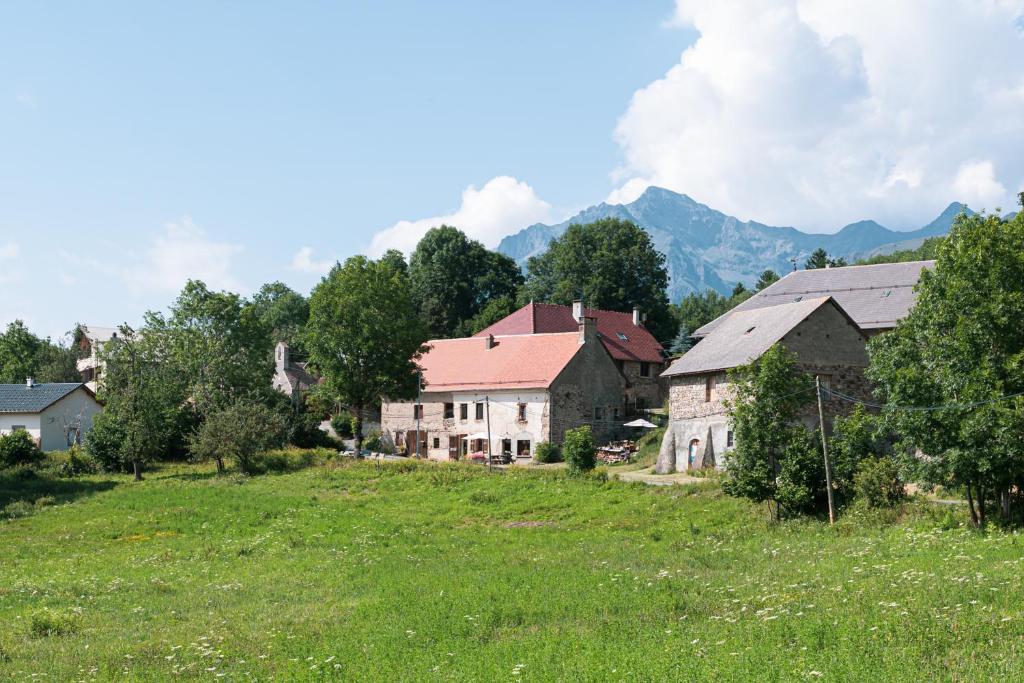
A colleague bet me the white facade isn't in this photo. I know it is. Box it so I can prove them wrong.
[0,389,103,451]
[451,390,548,460]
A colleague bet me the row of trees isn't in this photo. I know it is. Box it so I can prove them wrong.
[0,321,81,385]
[723,197,1024,525]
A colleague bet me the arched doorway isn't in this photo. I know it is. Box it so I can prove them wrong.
[688,439,700,468]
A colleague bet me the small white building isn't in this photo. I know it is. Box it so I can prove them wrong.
[0,380,103,451]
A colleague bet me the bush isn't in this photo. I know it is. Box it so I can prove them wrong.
[189,399,289,474]
[27,608,79,638]
[534,441,560,463]
[245,447,334,474]
[56,446,100,477]
[0,431,43,469]
[331,411,355,438]
[853,457,905,508]
[563,426,596,472]
[362,430,393,454]
[84,411,128,472]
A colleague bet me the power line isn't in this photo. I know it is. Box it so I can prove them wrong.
[828,387,1024,412]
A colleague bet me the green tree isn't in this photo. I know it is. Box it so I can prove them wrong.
[306,255,428,454]
[248,282,309,350]
[0,321,44,384]
[755,269,780,290]
[189,399,288,474]
[804,248,847,270]
[146,280,274,418]
[867,204,1024,525]
[409,226,524,338]
[668,325,693,356]
[523,218,674,341]
[731,282,747,298]
[467,294,519,335]
[98,326,181,480]
[723,344,817,520]
[563,425,596,472]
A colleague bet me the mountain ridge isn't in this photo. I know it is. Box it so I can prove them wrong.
[497,186,970,302]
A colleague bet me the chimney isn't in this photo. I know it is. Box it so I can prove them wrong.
[572,299,583,322]
[632,306,642,327]
[578,316,597,345]
[275,341,289,371]
[485,334,495,350]
[25,377,34,388]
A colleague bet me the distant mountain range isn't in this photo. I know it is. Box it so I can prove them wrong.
[496,187,971,303]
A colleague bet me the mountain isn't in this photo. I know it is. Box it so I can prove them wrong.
[497,187,969,302]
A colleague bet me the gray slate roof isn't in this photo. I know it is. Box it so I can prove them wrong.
[664,297,837,377]
[0,383,88,413]
[695,260,934,337]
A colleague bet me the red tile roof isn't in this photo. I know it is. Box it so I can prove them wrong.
[475,302,664,363]
[420,333,583,393]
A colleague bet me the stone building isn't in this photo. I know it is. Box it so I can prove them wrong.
[475,301,665,413]
[272,341,317,407]
[381,316,625,462]
[658,261,933,473]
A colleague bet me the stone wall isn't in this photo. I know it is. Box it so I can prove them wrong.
[621,360,664,412]
[550,336,627,445]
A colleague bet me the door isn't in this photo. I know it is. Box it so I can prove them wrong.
[448,435,460,461]
[688,439,700,468]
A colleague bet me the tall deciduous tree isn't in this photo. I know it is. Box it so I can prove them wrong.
[145,280,274,417]
[248,282,309,350]
[868,203,1024,525]
[96,326,181,480]
[409,226,524,338]
[523,218,674,341]
[723,344,818,520]
[306,255,428,454]
[0,321,81,384]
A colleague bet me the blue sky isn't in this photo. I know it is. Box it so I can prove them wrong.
[2,1,1023,340]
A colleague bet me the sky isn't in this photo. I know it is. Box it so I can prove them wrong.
[2,1,1023,341]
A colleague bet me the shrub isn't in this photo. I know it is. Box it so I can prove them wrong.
[84,411,128,472]
[246,447,333,474]
[534,441,560,463]
[853,457,905,508]
[362,430,393,454]
[0,430,42,469]
[189,399,289,474]
[331,411,355,438]
[563,426,596,472]
[56,445,100,477]
[27,608,79,638]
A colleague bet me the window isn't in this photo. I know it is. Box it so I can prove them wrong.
[517,402,527,421]
[475,402,484,420]
[705,374,716,402]
[459,403,468,420]
[11,425,25,432]
[594,406,603,421]
[616,332,629,341]
[443,402,454,419]
[613,407,620,420]
[432,437,440,449]
[639,362,651,378]
[413,404,423,419]
[727,430,734,448]
[502,438,512,455]
[516,439,531,457]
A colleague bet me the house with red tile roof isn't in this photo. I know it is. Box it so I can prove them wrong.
[475,301,666,413]
[381,317,625,462]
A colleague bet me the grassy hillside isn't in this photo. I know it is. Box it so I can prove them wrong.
[1,460,1022,680]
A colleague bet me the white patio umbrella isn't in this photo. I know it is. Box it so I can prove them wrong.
[623,418,658,429]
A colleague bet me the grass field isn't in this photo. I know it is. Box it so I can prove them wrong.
[2,458,1023,681]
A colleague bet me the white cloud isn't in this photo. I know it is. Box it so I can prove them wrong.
[611,0,1024,229]
[290,246,334,275]
[121,217,244,294]
[368,176,554,255]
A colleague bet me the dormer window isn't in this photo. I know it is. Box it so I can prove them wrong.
[744,326,756,335]
[616,332,629,341]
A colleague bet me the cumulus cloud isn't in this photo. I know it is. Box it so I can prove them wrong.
[120,217,244,294]
[368,176,554,255]
[290,246,334,275]
[612,0,1024,229]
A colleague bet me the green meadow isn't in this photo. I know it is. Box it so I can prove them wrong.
[2,458,1023,681]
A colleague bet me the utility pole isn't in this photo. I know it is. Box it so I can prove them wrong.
[816,375,836,525]
[415,372,422,459]
[485,395,493,471]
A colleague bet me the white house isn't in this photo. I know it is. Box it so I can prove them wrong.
[0,380,103,451]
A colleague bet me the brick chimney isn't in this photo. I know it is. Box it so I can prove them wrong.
[572,299,583,322]
[578,316,597,345]
[485,334,495,350]
[632,306,642,326]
